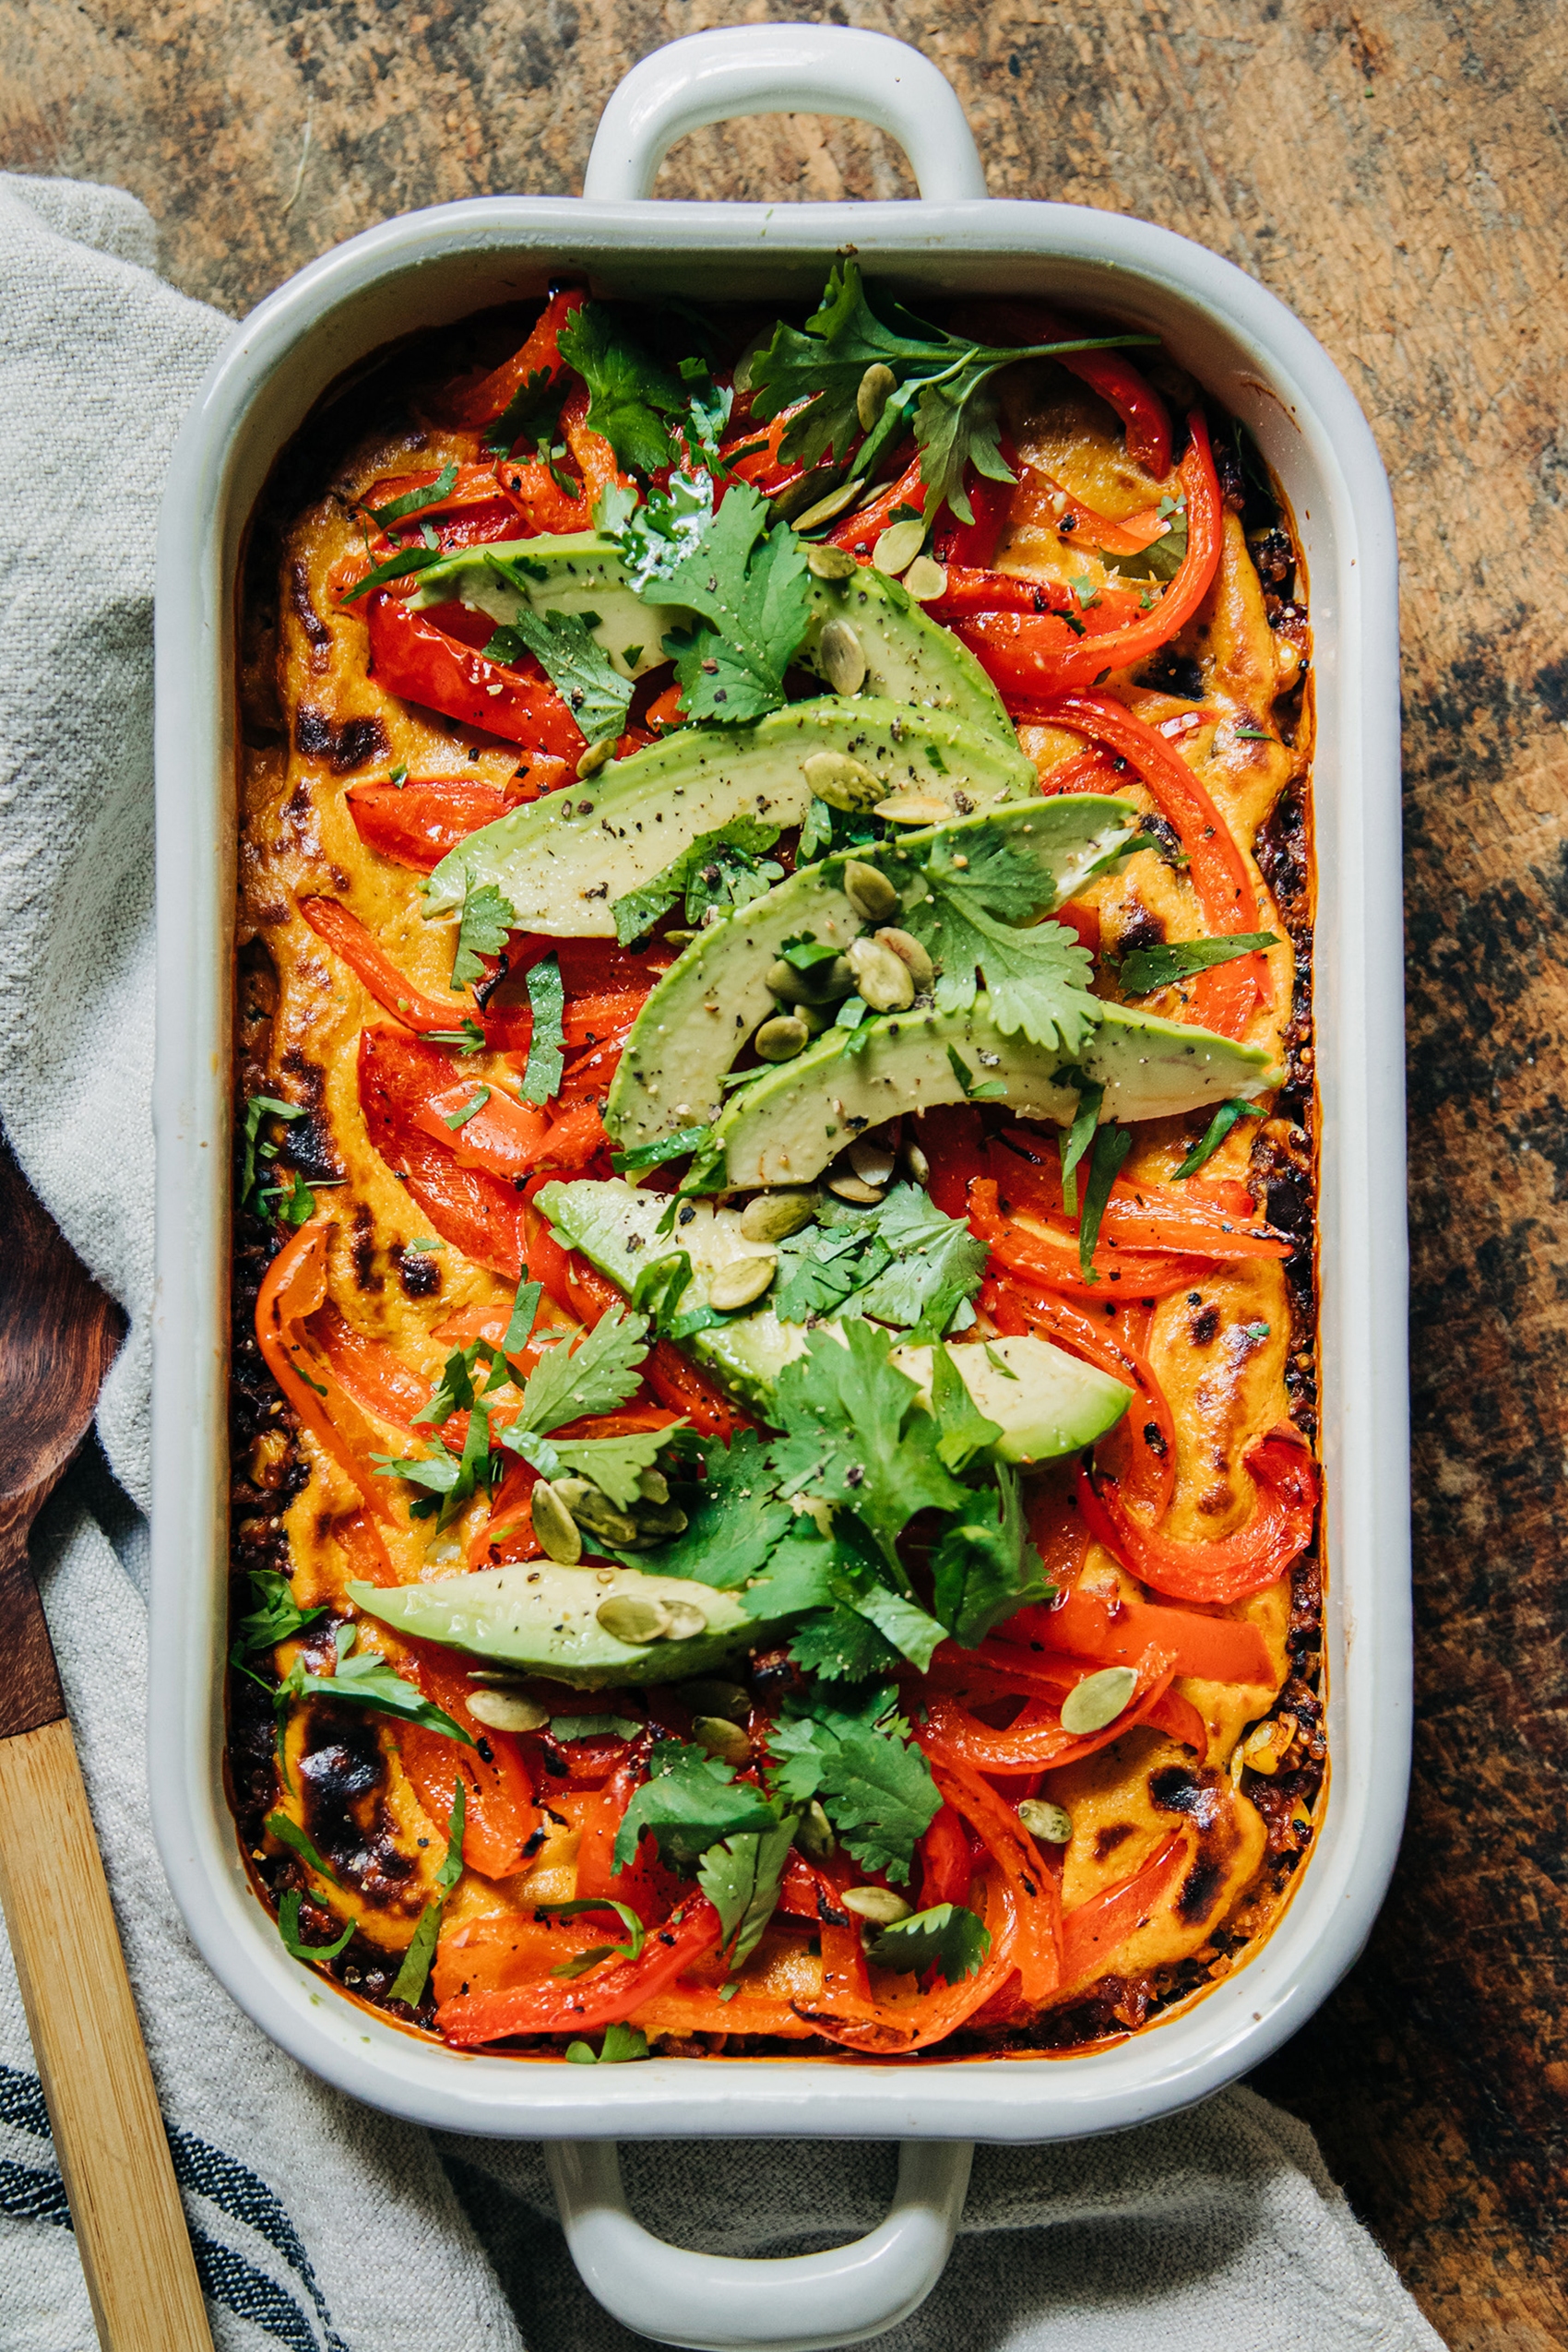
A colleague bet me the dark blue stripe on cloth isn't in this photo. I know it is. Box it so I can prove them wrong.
[0,2062,349,2351]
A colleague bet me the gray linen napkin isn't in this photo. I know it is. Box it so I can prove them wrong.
[0,170,1443,2352]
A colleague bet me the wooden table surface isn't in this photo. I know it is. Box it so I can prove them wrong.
[6,4,1566,2343]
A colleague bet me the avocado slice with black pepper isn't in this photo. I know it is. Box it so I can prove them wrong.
[707,995,1277,1191]
[604,796,1139,1154]
[422,699,1037,933]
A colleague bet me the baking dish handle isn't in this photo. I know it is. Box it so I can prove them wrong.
[581,25,988,206]
[546,2137,973,2350]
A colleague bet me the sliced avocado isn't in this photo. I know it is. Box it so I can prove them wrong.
[422,699,1037,931]
[537,1178,1132,1453]
[795,564,1013,740]
[711,995,1277,1189]
[409,533,691,681]
[539,1180,807,1418]
[890,1334,1130,1463]
[347,1562,797,1688]
[605,796,1139,1151]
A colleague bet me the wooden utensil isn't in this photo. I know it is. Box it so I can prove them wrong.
[0,1139,213,2352]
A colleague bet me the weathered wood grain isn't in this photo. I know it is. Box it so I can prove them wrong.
[6,4,1568,2342]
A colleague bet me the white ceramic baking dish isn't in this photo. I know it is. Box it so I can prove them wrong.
[149,27,1408,2347]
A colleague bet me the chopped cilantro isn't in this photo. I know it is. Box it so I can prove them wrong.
[612,814,783,946]
[452,876,516,991]
[265,1809,339,1886]
[931,1464,1050,1646]
[239,1093,304,1212]
[518,953,565,1105]
[1078,1123,1134,1279]
[788,1604,905,1684]
[1172,1098,1265,1180]
[537,1894,645,1978]
[442,1087,490,1130]
[928,1341,1003,1472]
[566,2023,649,2063]
[625,1430,794,1590]
[1059,1075,1103,1217]
[338,545,445,602]
[421,1018,487,1053]
[389,1779,466,2008]
[483,365,567,459]
[603,469,713,591]
[294,1645,476,1741]
[863,1901,991,1983]
[1117,931,1277,996]
[232,1570,326,1660]
[365,461,459,529]
[610,1123,715,1174]
[697,1814,799,1967]
[1115,496,1189,583]
[766,1685,940,1883]
[504,1306,649,1442]
[278,1893,355,1964]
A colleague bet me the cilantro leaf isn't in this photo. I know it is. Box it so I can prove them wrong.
[603,469,714,592]
[366,460,459,529]
[863,1901,991,1984]
[502,1277,543,1359]
[610,1123,715,1175]
[1059,1075,1102,1217]
[483,366,567,459]
[536,1895,645,1978]
[483,606,633,747]
[697,1814,800,1967]
[788,1605,905,1683]
[626,1430,794,1589]
[529,1423,681,1510]
[266,1809,339,1886]
[1117,931,1278,996]
[338,545,446,602]
[612,814,784,946]
[612,1740,779,1872]
[899,828,1102,1052]
[766,1319,971,1573]
[389,1778,466,2007]
[294,1648,477,1743]
[232,1570,326,1657]
[659,481,813,725]
[1115,496,1188,582]
[766,1688,940,1883]
[240,1093,305,1213]
[750,258,1158,525]
[451,877,516,991]
[931,1464,1050,1647]
[771,1184,982,1335]
[518,952,565,1105]
[928,1341,1004,1472]
[1079,1123,1133,1279]
[506,1308,649,1439]
[557,303,687,473]
[566,2023,649,2063]
[773,1220,891,1324]
[1172,1097,1265,1180]
[278,1892,355,1963]
[547,1716,644,1744]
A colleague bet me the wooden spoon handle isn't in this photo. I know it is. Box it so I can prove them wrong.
[0,1577,213,2351]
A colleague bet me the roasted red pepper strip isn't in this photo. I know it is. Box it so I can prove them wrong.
[359,1027,527,1277]
[984,1270,1175,1520]
[950,301,1173,478]
[254,1218,397,1520]
[1078,1424,1319,1605]
[391,1641,541,1880]
[363,463,521,551]
[927,565,1146,636]
[1060,1831,1187,1989]
[496,382,629,536]
[932,1752,1060,2006]
[910,1103,985,1220]
[445,287,586,430]
[986,1137,1288,1259]
[971,1176,1221,1300]
[299,896,481,1038]
[953,410,1219,694]
[932,472,1014,570]
[563,1254,750,1439]
[916,1803,974,1911]
[999,1585,1275,1687]
[1031,687,1264,1037]
[822,454,925,557]
[346,778,518,873]
[435,1896,723,2045]
[364,590,585,758]
[921,1645,1179,1774]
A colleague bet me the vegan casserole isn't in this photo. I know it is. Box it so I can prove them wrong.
[228,267,1323,2061]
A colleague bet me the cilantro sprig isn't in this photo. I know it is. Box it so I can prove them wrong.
[556,303,690,474]
[751,260,1159,524]
[658,480,813,724]
[864,1901,991,1983]
[1116,930,1278,996]
[482,605,633,748]
[767,1684,940,1884]
[452,876,516,992]
[517,952,565,1106]
[895,828,1103,1052]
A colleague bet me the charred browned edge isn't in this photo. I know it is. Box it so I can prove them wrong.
[225,354,1323,2059]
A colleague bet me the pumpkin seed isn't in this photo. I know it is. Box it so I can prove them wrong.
[636,1467,671,1504]
[665,1601,710,1639]
[467,1689,551,1733]
[576,736,615,778]
[842,860,900,923]
[842,1886,910,1924]
[766,950,855,1004]
[1059,1664,1139,1735]
[827,1170,885,1206]
[708,1254,777,1311]
[596,1593,674,1645]
[873,792,953,827]
[802,750,882,810]
[872,518,926,577]
[792,477,866,533]
[554,1479,642,1549]
[741,1190,818,1243]
[816,617,869,697]
[875,925,936,991]
[796,1800,836,1859]
[902,555,948,603]
[632,1500,690,1538]
[1017,1798,1073,1845]
[847,1136,896,1188]
[680,1678,750,1722]
[530,1479,582,1565]
[856,361,897,432]
[806,541,859,581]
[693,1714,753,1764]
[769,463,840,523]
[900,1137,932,1185]
[754,1013,809,1063]
[847,934,915,1013]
